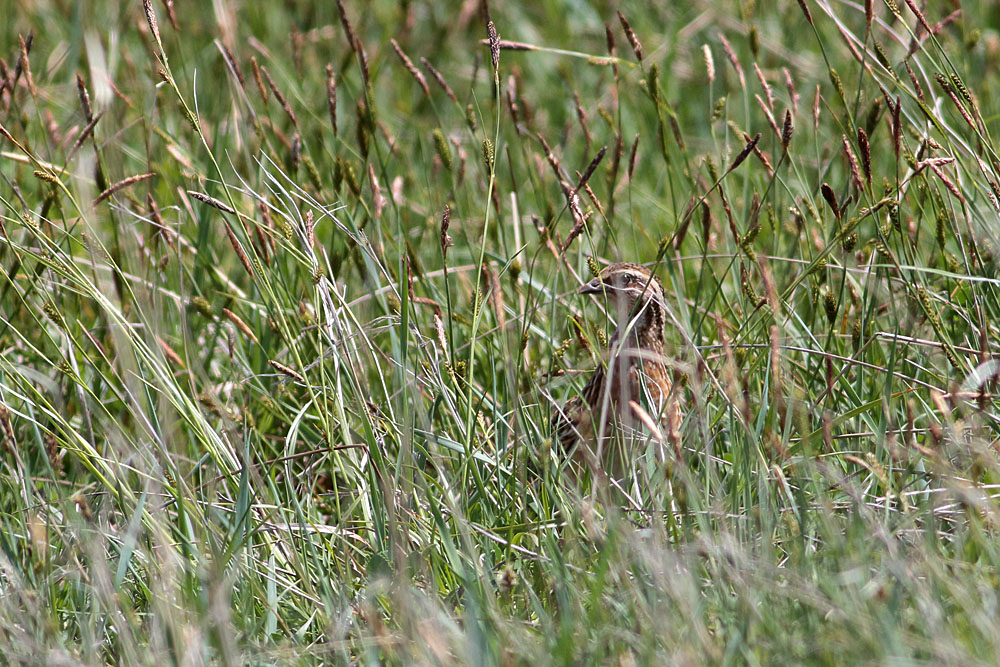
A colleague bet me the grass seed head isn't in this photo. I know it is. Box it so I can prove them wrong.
[823,287,838,325]
[617,10,643,62]
[251,57,268,104]
[719,33,745,89]
[821,183,840,219]
[142,0,162,51]
[487,20,500,74]
[189,296,213,318]
[828,67,846,105]
[482,138,495,174]
[18,35,35,98]
[781,108,794,148]
[440,204,453,259]
[326,64,338,136]
[727,133,760,174]
[796,0,814,25]
[433,129,452,171]
[335,0,359,53]
[391,39,430,97]
[857,128,872,188]
[261,65,298,127]
[421,57,459,104]
[873,41,894,76]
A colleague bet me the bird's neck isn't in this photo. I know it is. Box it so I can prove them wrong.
[611,297,665,355]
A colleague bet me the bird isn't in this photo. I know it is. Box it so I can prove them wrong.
[552,262,681,475]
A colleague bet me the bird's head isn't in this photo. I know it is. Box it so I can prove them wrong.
[578,263,665,315]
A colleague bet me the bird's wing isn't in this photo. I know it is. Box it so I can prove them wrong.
[629,362,681,444]
[552,366,604,452]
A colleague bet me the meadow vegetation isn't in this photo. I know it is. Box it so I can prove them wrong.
[1,0,1000,662]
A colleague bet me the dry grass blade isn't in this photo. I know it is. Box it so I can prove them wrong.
[629,400,664,444]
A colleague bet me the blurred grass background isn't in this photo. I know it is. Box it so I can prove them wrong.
[2,0,1000,663]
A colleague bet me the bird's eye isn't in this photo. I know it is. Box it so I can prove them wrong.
[622,274,633,285]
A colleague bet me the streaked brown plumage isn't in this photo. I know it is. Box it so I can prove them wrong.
[553,263,681,469]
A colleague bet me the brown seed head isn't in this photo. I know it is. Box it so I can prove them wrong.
[18,35,35,98]
[727,133,760,175]
[821,182,840,219]
[440,204,453,258]
[782,68,799,116]
[781,108,794,149]
[617,10,643,62]
[718,33,745,89]
[857,128,872,188]
[891,96,902,156]
[143,0,162,50]
[94,173,155,205]
[841,136,864,193]
[75,73,93,122]
[421,57,459,104]
[261,65,298,127]
[577,145,607,193]
[326,64,338,137]
[627,135,640,181]
[188,190,236,214]
[390,39,430,97]
[335,0,359,53]
[250,57,268,104]
[902,0,932,34]
[487,20,500,73]
[796,0,814,25]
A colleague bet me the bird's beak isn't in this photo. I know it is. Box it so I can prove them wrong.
[578,277,604,295]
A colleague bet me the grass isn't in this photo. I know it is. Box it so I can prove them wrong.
[1,0,999,663]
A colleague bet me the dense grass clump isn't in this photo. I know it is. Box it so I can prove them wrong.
[2,0,1000,663]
